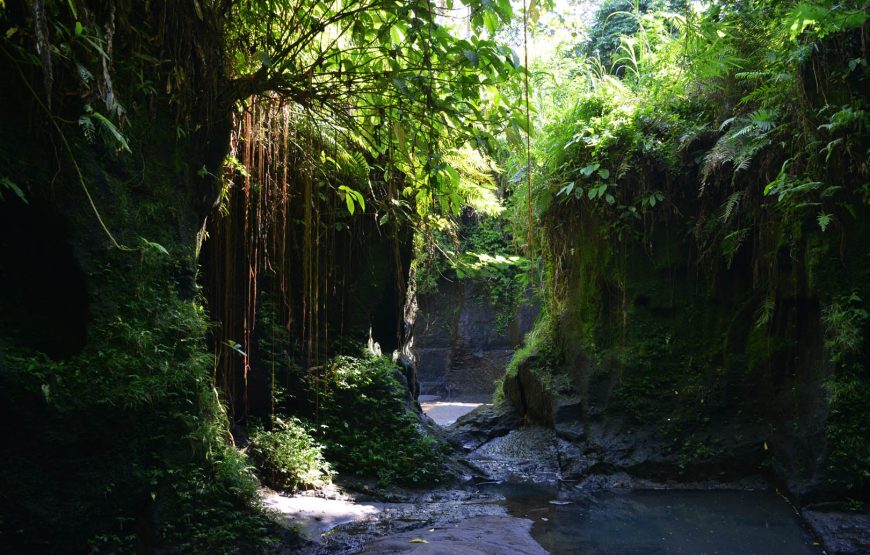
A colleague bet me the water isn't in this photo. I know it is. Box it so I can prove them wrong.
[486,484,821,555]
[421,400,487,426]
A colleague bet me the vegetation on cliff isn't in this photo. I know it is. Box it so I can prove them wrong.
[501,0,869,498]
[0,0,867,551]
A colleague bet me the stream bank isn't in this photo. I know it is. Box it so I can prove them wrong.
[263,403,868,555]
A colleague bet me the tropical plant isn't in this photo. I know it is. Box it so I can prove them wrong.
[248,417,333,491]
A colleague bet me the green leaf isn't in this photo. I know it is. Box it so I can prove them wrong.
[339,185,365,215]
[597,168,610,179]
[580,163,600,177]
[498,0,514,21]
[390,25,405,46]
[89,109,131,153]
[463,49,480,67]
[817,211,832,232]
[140,237,169,256]
[0,177,27,204]
[445,165,461,187]
[483,11,499,34]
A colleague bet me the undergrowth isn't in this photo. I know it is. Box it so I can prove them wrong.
[308,355,447,487]
[248,417,333,491]
[0,251,275,553]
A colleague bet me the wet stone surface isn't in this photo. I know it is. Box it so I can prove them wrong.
[268,404,861,554]
[290,489,512,554]
[355,516,548,554]
[465,427,565,483]
[801,508,870,555]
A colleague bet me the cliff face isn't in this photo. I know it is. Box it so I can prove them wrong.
[415,279,538,399]
[505,182,869,503]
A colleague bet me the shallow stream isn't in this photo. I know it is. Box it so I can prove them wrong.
[486,483,822,555]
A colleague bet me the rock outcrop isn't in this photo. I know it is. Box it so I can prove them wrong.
[415,280,538,399]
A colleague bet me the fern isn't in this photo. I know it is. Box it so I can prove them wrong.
[755,296,775,329]
[79,114,97,143]
[78,105,130,153]
[701,110,776,189]
[748,108,778,132]
[720,191,743,223]
[817,211,832,232]
[721,227,749,269]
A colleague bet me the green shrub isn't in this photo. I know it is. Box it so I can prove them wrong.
[156,449,276,555]
[248,417,333,491]
[309,355,446,486]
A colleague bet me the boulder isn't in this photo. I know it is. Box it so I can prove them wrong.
[447,402,522,451]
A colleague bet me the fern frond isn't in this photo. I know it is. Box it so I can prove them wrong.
[749,108,778,132]
[720,191,743,223]
[701,136,738,186]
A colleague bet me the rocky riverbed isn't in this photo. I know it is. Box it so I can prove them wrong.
[265,403,869,555]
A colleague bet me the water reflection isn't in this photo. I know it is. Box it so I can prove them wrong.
[485,485,820,555]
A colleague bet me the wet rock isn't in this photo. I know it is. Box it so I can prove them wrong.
[569,472,768,492]
[602,421,763,481]
[802,507,870,555]
[555,440,592,480]
[309,490,510,554]
[552,395,584,441]
[572,471,642,491]
[586,420,676,479]
[446,402,522,451]
[356,516,547,554]
[466,427,562,483]
[502,357,586,439]
[502,356,555,424]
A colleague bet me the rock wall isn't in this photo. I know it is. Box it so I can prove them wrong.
[415,280,538,399]
[501,195,870,506]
